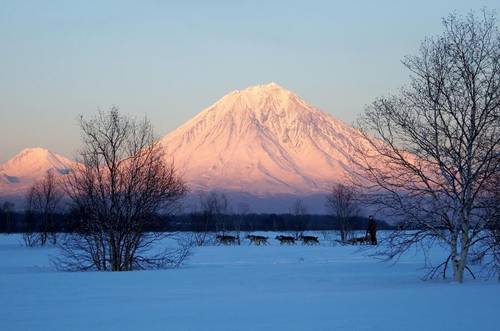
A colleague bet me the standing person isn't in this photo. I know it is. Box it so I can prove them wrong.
[366,216,377,245]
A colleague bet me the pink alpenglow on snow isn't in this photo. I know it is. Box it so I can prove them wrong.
[0,147,74,196]
[160,83,365,195]
[0,83,370,207]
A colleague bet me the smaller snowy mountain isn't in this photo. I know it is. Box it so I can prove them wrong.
[0,147,74,198]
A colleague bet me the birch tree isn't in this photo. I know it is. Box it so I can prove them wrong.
[355,10,500,282]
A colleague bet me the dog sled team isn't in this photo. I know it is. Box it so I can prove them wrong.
[215,233,321,246]
[275,234,319,245]
[215,234,240,245]
[216,216,378,246]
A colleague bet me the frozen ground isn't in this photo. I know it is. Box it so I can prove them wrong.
[0,233,498,331]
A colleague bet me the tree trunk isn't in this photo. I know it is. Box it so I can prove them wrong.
[451,230,470,283]
[452,255,465,283]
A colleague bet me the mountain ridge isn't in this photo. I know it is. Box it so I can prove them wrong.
[1,83,366,212]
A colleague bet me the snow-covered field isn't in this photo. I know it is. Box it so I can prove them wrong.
[0,233,498,331]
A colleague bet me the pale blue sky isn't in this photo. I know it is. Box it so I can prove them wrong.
[0,0,497,162]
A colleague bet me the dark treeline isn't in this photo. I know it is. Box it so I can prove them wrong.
[167,213,394,232]
[0,209,394,233]
[0,210,75,234]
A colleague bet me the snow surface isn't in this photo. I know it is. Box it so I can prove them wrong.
[0,233,498,331]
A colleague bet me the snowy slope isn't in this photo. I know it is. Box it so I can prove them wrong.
[0,147,74,197]
[161,83,365,195]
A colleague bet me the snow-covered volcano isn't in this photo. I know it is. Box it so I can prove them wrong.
[0,147,74,198]
[1,83,366,212]
[161,82,362,196]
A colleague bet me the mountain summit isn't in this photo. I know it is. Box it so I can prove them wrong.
[0,148,74,197]
[1,84,365,212]
[161,83,362,195]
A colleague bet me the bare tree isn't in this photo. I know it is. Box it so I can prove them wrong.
[289,199,309,239]
[470,172,500,278]
[24,171,63,246]
[355,10,500,282]
[191,191,231,246]
[55,108,188,271]
[326,183,358,242]
[235,202,250,239]
[22,217,38,247]
[203,191,229,233]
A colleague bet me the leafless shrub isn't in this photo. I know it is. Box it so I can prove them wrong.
[55,108,189,271]
[22,231,39,247]
[24,171,63,246]
[54,231,192,271]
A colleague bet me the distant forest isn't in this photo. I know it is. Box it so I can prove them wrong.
[0,207,393,234]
